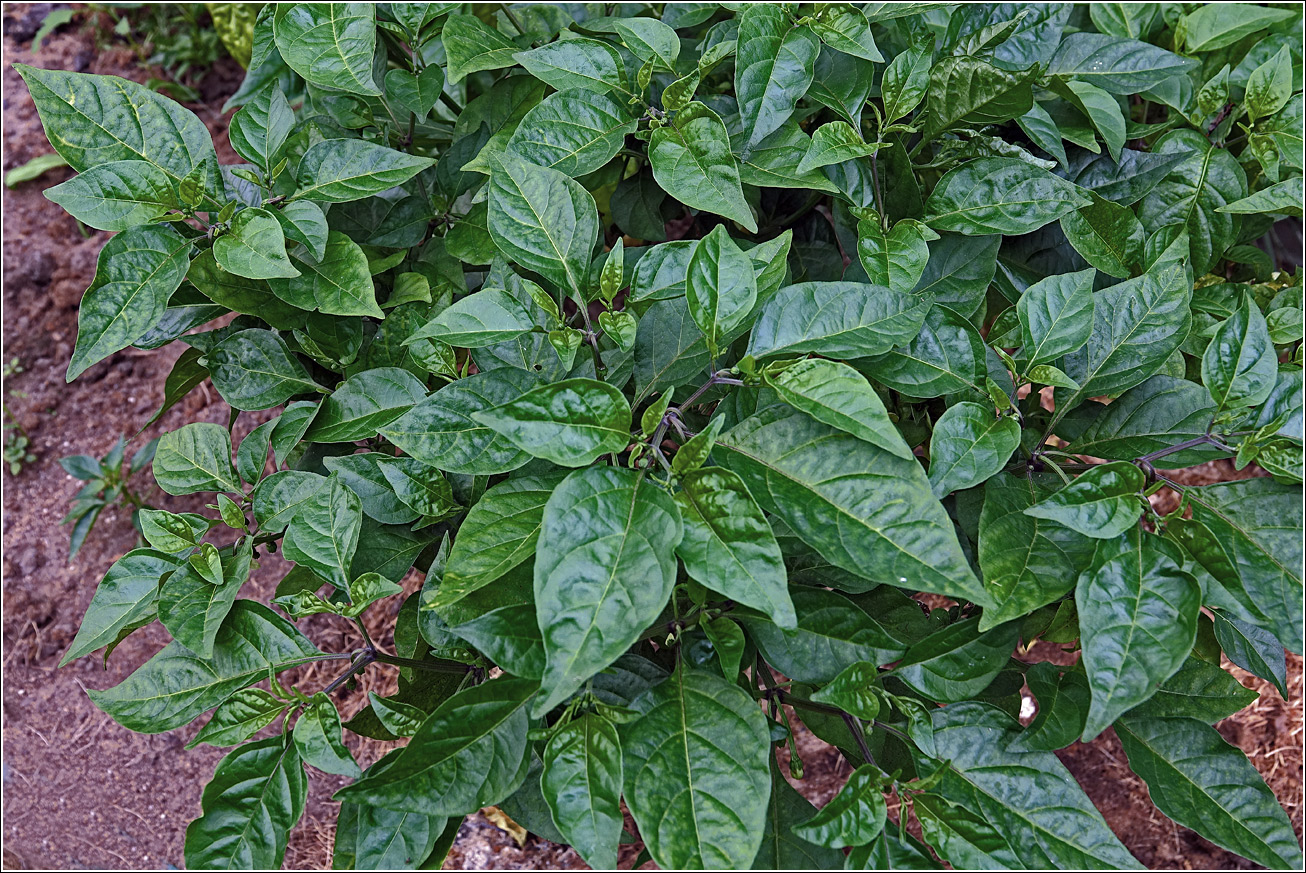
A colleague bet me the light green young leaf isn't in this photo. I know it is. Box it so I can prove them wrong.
[153,423,241,495]
[294,692,360,777]
[409,288,536,348]
[928,402,1020,498]
[925,158,1090,235]
[764,357,914,460]
[45,160,178,231]
[541,714,624,870]
[650,102,756,232]
[473,378,631,467]
[215,207,299,280]
[273,3,381,96]
[686,224,757,355]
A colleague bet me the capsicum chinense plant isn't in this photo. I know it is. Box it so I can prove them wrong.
[21,1,1305,869]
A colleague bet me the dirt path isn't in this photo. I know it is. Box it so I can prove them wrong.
[1,7,1300,871]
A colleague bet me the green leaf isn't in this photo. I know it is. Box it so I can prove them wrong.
[208,328,320,411]
[293,692,360,777]
[274,230,382,317]
[229,86,294,172]
[153,422,241,495]
[810,5,882,63]
[333,750,446,868]
[304,367,426,443]
[736,5,819,153]
[1048,33,1197,93]
[912,233,999,314]
[1201,296,1277,411]
[443,13,522,83]
[1127,656,1258,722]
[45,160,177,231]
[686,224,757,354]
[1024,461,1146,540]
[1017,267,1096,366]
[1182,3,1297,53]
[282,472,362,590]
[797,121,881,173]
[1136,129,1246,274]
[928,402,1020,498]
[294,138,434,203]
[159,540,253,659]
[765,358,914,460]
[1116,715,1303,869]
[186,688,288,749]
[61,549,177,666]
[675,466,796,628]
[1060,192,1145,279]
[215,207,299,280]
[252,470,326,534]
[859,304,987,399]
[754,759,846,868]
[747,282,929,360]
[473,377,631,467]
[183,735,306,869]
[920,57,1033,143]
[1060,377,1218,467]
[515,38,626,94]
[856,214,936,293]
[16,65,220,197]
[977,472,1096,629]
[738,587,915,683]
[385,64,445,123]
[1061,264,1191,398]
[273,3,381,96]
[1009,662,1091,752]
[380,368,541,475]
[613,17,680,70]
[896,616,1019,703]
[924,158,1089,235]
[809,661,882,720]
[1077,531,1201,739]
[649,101,756,232]
[376,456,459,521]
[792,764,886,848]
[533,466,683,715]
[918,701,1142,868]
[323,453,419,525]
[1186,479,1303,654]
[622,664,772,868]
[1217,178,1304,217]
[4,152,67,187]
[487,151,598,298]
[409,287,535,348]
[505,89,637,177]
[1212,612,1288,699]
[541,713,624,870]
[89,601,319,732]
[717,406,991,606]
[334,676,536,816]
[436,473,562,610]
[881,37,932,123]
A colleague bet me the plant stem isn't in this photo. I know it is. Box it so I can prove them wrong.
[323,650,375,695]
[577,304,608,381]
[842,711,876,765]
[370,650,473,674]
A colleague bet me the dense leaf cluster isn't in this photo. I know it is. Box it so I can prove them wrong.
[23,2,1304,869]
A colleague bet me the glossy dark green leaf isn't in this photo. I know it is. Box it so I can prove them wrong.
[881,36,932,123]
[856,214,935,293]
[16,64,220,196]
[45,160,177,231]
[334,676,535,816]
[183,735,306,869]
[911,232,999,314]
[859,304,987,399]
[675,466,795,628]
[736,5,819,153]
[809,661,882,720]
[381,368,540,475]
[540,713,623,870]
[896,617,1019,703]
[473,377,631,467]
[409,287,535,349]
[487,151,598,297]
[505,89,637,177]
[333,750,446,869]
[159,539,252,659]
[215,207,299,280]
[753,759,845,869]
[649,101,756,232]
[1077,531,1202,739]
[920,57,1033,143]
[925,158,1089,235]
[765,358,913,460]
[293,691,360,777]
[1025,461,1146,540]
[1010,663,1091,752]
[515,38,626,94]
[1060,377,1218,467]
[153,422,241,495]
[273,3,380,95]
[1016,267,1095,366]
[208,328,320,410]
[186,688,288,749]
[1182,3,1297,53]
[1212,612,1289,698]
[294,138,434,203]
[622,664,772,868]
[385,64,444,123]
[747,282,929,360]
[61,549,177,666]
[686,224,757,354]
[791,764,886,848]
[917,701,1142,868]
[321,453,419,525]
[1127,656,1258,722]
[718,406,990,605]
[1201,296,1277,411]
[533,466,682,715]
[1048,33,1196,93]
[1116,715,1303,869]
[1186,479,1303,654]
[443,13,521,83]
[282,472,362,589]
[1061,193,1144,278]
[67,224,191,380]
[928,402,1020,498]
[304,367,426,443]
[274,230,382,317]
[229,86,293,172]
[89,601,319,732]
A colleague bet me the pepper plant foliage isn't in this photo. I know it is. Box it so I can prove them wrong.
[23,2,1305,869]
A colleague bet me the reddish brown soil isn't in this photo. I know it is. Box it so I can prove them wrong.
[2,6,1301,871]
